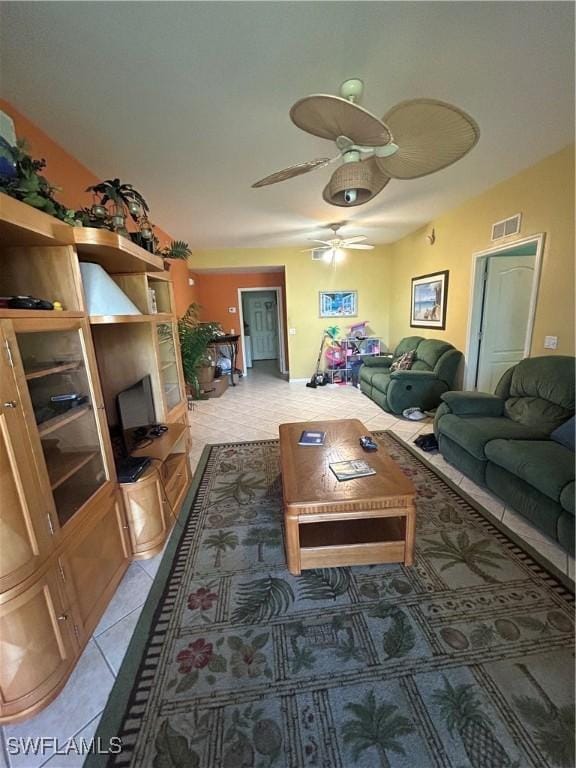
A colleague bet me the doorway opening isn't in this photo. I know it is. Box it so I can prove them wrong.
[465,234,544,392]
[238,287,287,378]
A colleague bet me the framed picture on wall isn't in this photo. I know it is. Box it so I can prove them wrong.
[410,270,449,329]
[319,290,358,317]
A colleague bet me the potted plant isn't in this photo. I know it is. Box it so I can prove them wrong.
[0,138,77,224]
[160,240,193,270]
[178,303,222,399]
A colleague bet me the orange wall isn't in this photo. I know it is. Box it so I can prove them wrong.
[0,99,172,247]
[196,271,288,367]
[169,260,199,317]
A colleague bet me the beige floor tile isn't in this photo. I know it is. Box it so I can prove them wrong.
[501,509,568,571]
[40,715,101,768]
[94,607,143,675]
[3,643,113,768]
[94,563,153,636]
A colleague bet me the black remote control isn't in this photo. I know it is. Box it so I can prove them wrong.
[359,435,378,451]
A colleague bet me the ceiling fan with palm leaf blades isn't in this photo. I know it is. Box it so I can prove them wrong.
[302,222,374,265]
[252,78,479,207]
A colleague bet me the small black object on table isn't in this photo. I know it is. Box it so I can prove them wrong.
[208,334,240,386]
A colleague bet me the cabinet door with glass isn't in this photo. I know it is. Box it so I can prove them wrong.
[155,322,184,418]
[9,319,112,533]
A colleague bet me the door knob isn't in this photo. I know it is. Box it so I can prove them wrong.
[2,401,17,408]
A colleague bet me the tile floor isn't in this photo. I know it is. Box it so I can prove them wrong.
[1,360,573,767]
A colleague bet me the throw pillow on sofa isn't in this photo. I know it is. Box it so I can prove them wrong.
[390,350,415,371]
[550,415,575,451]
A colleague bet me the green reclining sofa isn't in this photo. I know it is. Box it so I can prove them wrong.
[359,336,463,415]
[434,356,575,555]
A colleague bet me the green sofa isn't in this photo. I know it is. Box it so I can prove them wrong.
[359,336,463,415]
[434,356,575,555]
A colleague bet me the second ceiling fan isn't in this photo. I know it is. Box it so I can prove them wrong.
[252,78,480,208]
[304,222,374,265]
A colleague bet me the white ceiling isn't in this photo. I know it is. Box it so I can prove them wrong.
[1,2,574,249]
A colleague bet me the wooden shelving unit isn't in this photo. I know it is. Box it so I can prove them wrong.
[47,450,99,490]
[0,191,191,724]
[37,404,91,437]
[89,313,173,325]
[25,361,81,380]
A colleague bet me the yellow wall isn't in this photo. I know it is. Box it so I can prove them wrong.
[190,247,392,379]
[192,144,574,379]
[388,144,575,357]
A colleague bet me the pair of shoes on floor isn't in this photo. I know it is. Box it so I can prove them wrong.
[402,407,427,421]
[414,432,439,452]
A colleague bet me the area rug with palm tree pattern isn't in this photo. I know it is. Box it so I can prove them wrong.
[91,432,574,768]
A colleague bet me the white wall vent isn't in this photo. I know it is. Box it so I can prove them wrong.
[311,248,326,261]
[491,213,521,241]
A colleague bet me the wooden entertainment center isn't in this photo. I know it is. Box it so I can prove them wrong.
[0,193,192,722]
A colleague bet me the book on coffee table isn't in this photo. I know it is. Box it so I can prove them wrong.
[299,430,326,446]
[329,459,376,481]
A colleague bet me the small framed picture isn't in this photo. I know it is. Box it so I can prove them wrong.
[410,270,449,329]
[319,290,358,318]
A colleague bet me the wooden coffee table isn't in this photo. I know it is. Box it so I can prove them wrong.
[279,419,416,575]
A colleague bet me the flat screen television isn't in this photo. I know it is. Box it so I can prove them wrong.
[117,375,156,443]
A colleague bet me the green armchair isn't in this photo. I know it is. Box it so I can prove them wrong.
[359,336,463,415]
[434,356,575,554]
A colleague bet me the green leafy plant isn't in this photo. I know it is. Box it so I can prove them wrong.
[0,138,77,224]
[298,568,351,601]
[178,303,222,398]
[86,177,149,220]
[161,240,193,260]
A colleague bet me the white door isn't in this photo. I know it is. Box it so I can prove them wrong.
[244,292,278,361]
[476,254,536,392]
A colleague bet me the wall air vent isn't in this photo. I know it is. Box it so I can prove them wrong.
[311,248,327,261]
[491,213,522,241]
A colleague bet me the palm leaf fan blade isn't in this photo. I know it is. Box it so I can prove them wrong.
[376,99,479,180]
[252,158,332,188]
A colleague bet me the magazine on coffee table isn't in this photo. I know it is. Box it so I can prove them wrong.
[329,459,376,481]
[298,430,326,446]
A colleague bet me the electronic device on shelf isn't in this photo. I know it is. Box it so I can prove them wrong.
[116,375,157,451]
[148,424,168,437]
[4,295,54,310]
[115,455,151,483]
[359,435,378,452]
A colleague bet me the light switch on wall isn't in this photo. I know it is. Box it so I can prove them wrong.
[288,328,296,335]
[544,335,558,349]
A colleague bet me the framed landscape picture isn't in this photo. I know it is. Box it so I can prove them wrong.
[410,270,449,329]
[319,290,358,318]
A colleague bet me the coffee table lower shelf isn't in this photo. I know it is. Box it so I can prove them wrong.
[288,515,411,574]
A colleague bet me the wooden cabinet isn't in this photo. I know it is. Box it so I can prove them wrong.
[59,486,129,641]
[0,194,191,722]
[121,468,168,558]
[155,321,185,419]
[0,563,77,722]
[122,423,190,559]
[0,324,55,592]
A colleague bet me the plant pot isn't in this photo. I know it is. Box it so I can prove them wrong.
[197,365,215,391]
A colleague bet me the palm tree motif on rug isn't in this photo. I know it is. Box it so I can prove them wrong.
[93,437,574,768]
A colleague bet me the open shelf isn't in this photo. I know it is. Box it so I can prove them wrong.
[0,192,66,247]
[56,225,164,273]
[46,450,99,490]
[37,404,91,437]
[130,423,186,462]
[89,313,173,325]
[0,310,84,319]
[25,361,81,380]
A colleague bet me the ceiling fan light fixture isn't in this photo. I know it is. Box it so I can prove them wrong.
[324,161,376,207]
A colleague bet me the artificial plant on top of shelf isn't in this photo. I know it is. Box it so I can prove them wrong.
[0,138,77,224]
